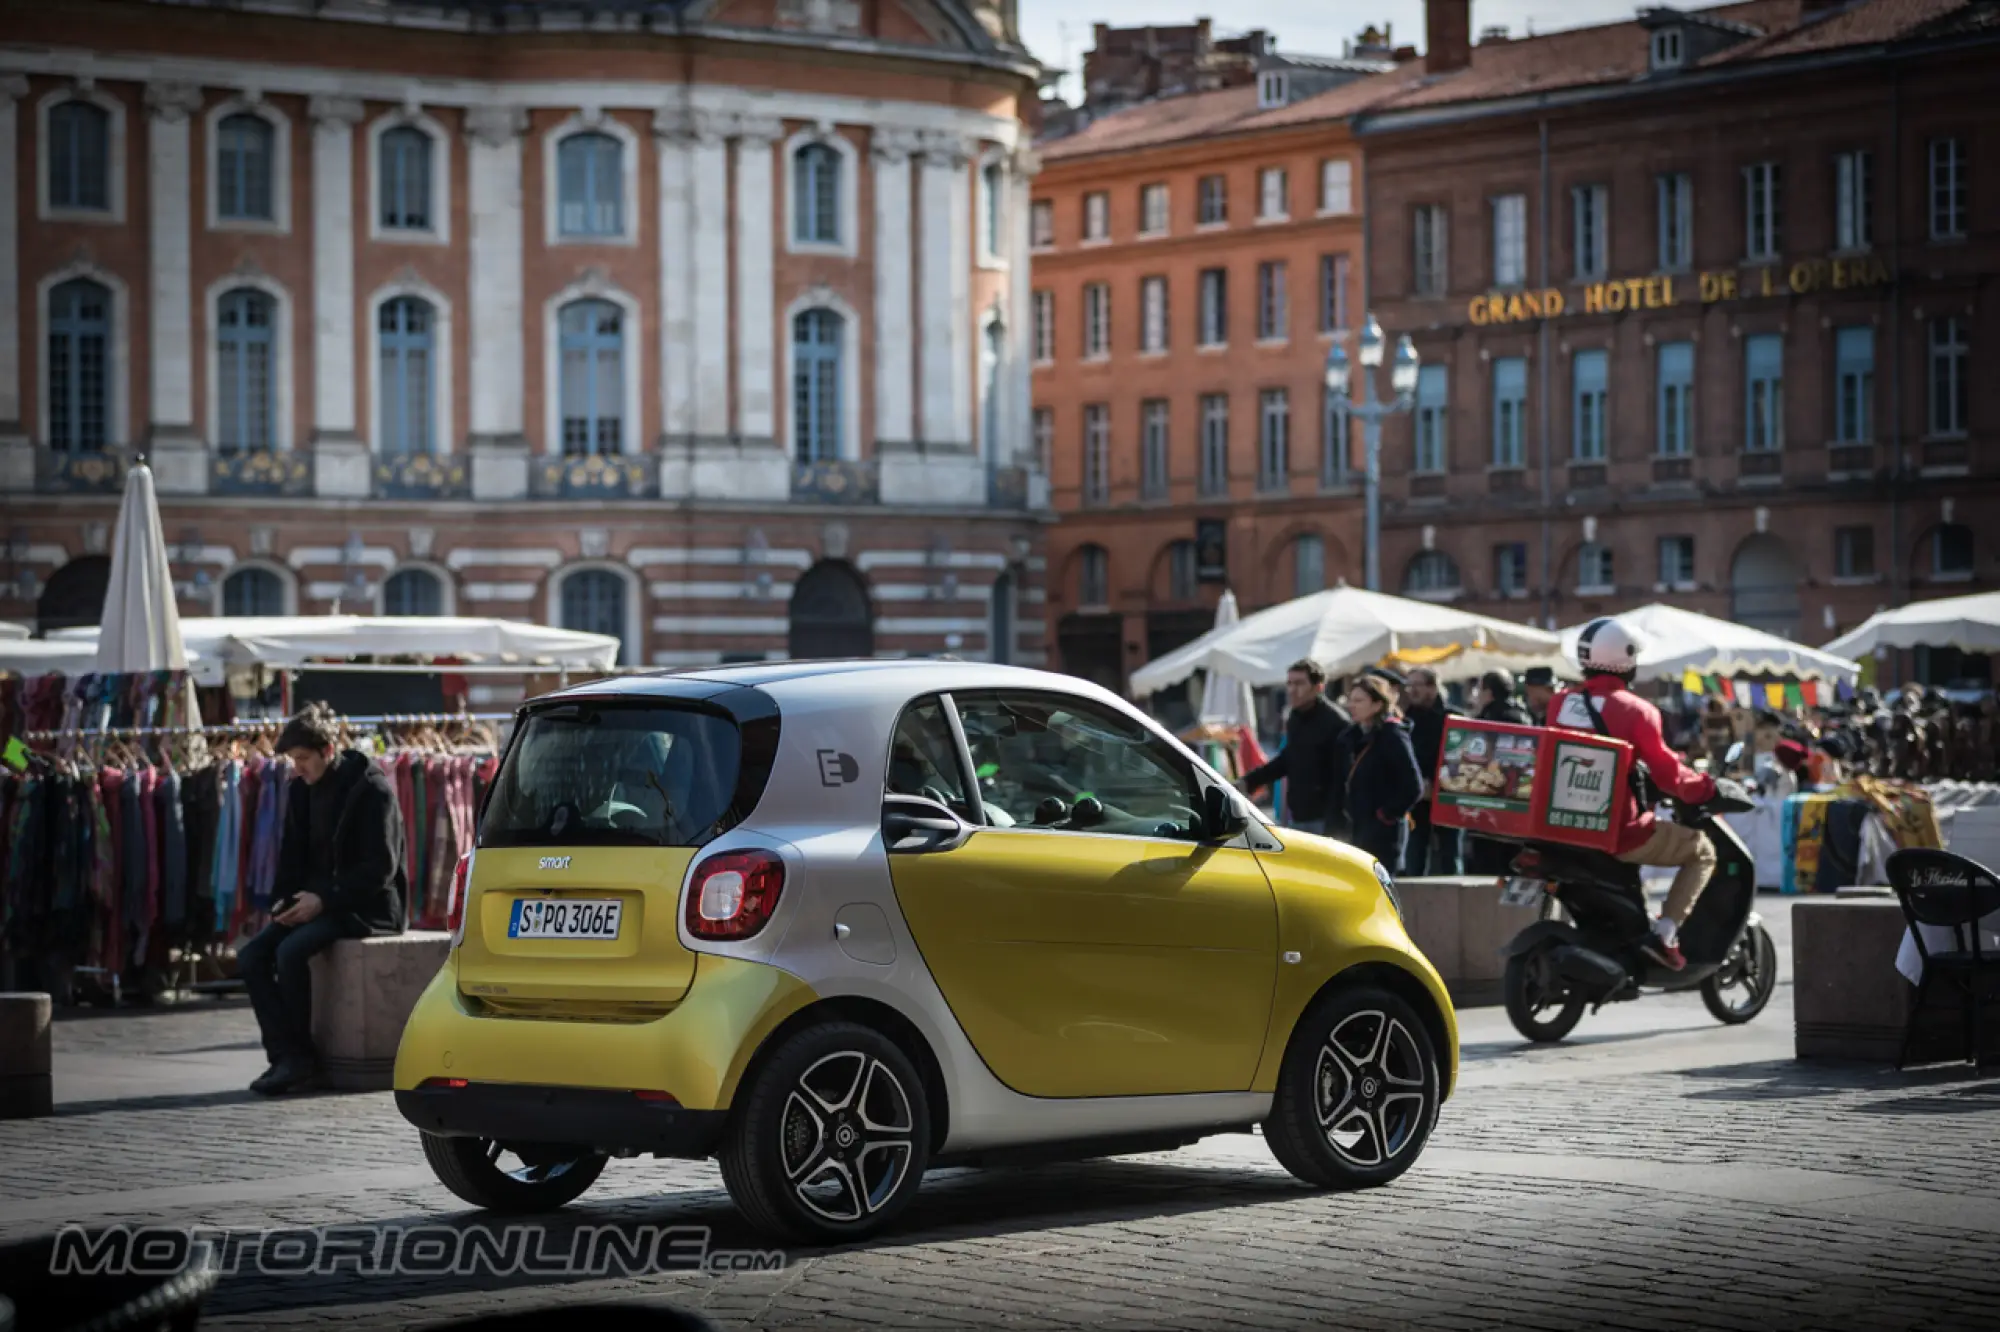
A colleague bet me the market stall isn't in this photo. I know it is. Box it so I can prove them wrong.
[1824,589,2000,660]
[1176,591,1267,782]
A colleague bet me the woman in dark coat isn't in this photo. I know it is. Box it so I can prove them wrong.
[1339,674,1425,870]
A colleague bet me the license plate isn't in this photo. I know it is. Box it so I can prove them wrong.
[508,898,623,940]
[1498,877,1546,908]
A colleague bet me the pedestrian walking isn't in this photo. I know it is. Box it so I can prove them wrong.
[1401,667,1462,876]
[1338,674,1424,871]
[1238,659,1352,837]
[1522,665,1557,726]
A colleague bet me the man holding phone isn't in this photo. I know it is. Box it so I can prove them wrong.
[239,703,407,1095]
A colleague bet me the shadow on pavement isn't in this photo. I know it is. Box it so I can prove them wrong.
[54,1088,270,1118]
[1673,1057,1995,1104]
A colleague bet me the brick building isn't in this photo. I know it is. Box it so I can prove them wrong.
[1355,0,2000,685]
[0,0,1049,681]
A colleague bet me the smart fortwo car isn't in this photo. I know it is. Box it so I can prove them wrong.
[394,661,1458,1241]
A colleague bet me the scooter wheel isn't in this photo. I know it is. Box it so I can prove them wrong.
[1504,947,1586,1042]
[1701,921,1778,1025]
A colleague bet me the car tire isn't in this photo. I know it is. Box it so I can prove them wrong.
[420,1133,607,1212]
[718,1021,932,1243]
[1264,984,1441,1190]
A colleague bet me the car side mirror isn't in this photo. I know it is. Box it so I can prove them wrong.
[1201,784,1250,842]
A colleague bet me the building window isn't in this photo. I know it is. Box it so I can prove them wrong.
[1198,268,1227,347]
[217,112,276,222]
[1082,404,1109,505]
[1930,316,1968,438]
[1577,542,1614,595]
[1319,159,1352,215]
[1031,290,1054,364]
[1650,27,1684,70]
[1834,326,1874,443]
[1744,161,1782,260]
[1321,391,1349,488]
[1571,349,1607,462]
[981,159,1004,259]
[1294,534,1325,597]
[1657,172,1693,272]
[1257,70,1288,109]
[1168,540,1199,601]
[47,99,110,213]
[1492,356,1527,468]
[561,570,628,663]
[215,288,274,456]
[1319,254,1350,334]
[1405,551,1461,597]
[1078,545,1109,607]
[1140,276,1168,354]
[1413,204,1448,296]
[1658,535,1695,589]
[1258,167,1288,221]
[1082,282,1109,358]
[378,296,435,456]
[1934,524,1974,579]
[379,125,433,232]
[559,298,624,455]
[1083,190,1109,242]
[1258,388,1289,492]
[1572,184,1608,280]
[1029,198,1053,249]
[1492,193,1527,289]
[1745,333,1783,453]
[1494,542,1528,597]
[793,142,841,245]
[1141,399,1169,499]
[47,278,110,452]
[1834,526,1875,580]
[383,568,444,616]
[557,132,623,237]
[1032,406,1053,475]
[1930,137,1966,240]
[1657,340,1694,457]
[1833,150,1871,252]
[792,308,843,463]
[1199,394,1229,496]
[223,567,285,617]
[1415,364,1448,473]
[1256,262,1287,341]
[1197,174,1227,226]
[1139,182,1168,236]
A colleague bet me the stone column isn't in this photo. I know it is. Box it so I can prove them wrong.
[732,115,784,448]
[688,112,730,446]
[145,81,206,492]
[0,76,29,488]
[653,105,695,467]
[307,96,368,497]
[870,128,919,451]
[917,131,972,449]
[463,106,529,500]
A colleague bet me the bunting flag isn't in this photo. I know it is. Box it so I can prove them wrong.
[1785,681,1805,709]
[1735,679,1756,707]
[1682,668,1706,695]
[1764,682,1786,709]
[1801,680,1820,708]
[1709,674,1728,698]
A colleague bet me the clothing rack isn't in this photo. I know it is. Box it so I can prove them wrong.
[19,712,515,743]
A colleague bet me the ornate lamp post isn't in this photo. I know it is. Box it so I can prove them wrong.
[1325,314,1420,592]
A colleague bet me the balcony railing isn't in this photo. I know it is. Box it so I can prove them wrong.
[1651,456,1694,485]
[987,464,1031,510]
[1827,442,1876,479]
[1738,451,1783,482]
[791,458,879,505]
[532,451,658,500]
[1922,438,1970,472]
[213,448,312,497]
[35,447,130,494]
[375,452,471,500]
[1566,462,1607,491]
[1409,473,1447,500]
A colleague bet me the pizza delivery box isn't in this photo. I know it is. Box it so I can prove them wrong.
[1430,717,1634,854]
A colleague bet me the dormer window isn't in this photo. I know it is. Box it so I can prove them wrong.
[1650,27,1685,71]
[1258,71,1289,108]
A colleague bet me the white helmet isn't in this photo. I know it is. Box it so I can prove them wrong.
[1576,615,1645,676]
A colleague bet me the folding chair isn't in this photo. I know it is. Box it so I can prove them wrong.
[1887,847,2000,1073]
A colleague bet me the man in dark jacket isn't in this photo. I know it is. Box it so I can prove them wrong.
[1401,667,1462,876]
[240,704,406,1095]
[1464,672,1537,876]
[1521,666,1557,726]
[1238,658,1351,836]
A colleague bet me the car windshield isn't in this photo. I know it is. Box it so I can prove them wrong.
[480,703,740,848]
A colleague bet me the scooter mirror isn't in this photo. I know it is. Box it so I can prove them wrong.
[1724,740,1746,766]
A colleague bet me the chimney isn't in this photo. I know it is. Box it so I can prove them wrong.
[1426,0,1472,74]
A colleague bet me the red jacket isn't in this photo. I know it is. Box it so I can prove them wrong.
[1548,675,1717,854]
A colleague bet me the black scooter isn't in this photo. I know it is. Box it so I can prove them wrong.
[1493,761,1777,1042]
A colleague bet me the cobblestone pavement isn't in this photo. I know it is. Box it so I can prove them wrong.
[4,899,1998,1331]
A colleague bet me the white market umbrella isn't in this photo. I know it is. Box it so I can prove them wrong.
[1559,602,1860,685]
[1196,589,1256,729]
[1824,590,2000,660]
[94,463,189,675]
[0,621,28,640]
[1131,584,1563,698]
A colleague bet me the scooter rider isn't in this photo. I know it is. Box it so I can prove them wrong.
[1548,616,1717,972]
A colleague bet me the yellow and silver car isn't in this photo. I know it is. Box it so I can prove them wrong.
[395,661,1457,1241]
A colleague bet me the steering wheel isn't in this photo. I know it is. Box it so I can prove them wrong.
[920,784,955,809]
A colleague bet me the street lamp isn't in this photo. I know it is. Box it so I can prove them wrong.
[1325,313,1419,593]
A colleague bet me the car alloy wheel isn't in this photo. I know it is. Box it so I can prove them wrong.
[780,1051,917,1223]
[1313,1009,1430,1168]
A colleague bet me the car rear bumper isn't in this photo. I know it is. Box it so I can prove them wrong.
[396,1082,728,1158]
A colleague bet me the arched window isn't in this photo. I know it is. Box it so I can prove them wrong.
[1730,535,1801,637]
[792,308,843,463]
[557,132,621,237]
[217,112,275,221]
[793,142,840,245]
[48,100,110,212]
[383,568,444,617]
[1167,540,1198,602]
[788,561,873,660]
[223,567,285,617]
[1078,544,1109,607]
[379,297,435,455]
[1294,533,1325,597]
[559,299,623,456]
[560,569,628,663]
[1404,550,1461,596]
[48,278,111,452]
[37,556,110,634]
[379,125,433,231]
[216,288,275,455]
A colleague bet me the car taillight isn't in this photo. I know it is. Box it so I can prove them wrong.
[446,852,473,946]
[685,849,785,941]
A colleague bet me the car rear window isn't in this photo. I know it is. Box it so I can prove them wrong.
[480,703,744,849]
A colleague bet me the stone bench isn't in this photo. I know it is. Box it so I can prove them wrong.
[1397,877,1545,1007]
[1792,894,1993,1064]
[0,992,52,1118]
[309,932,452,1091]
